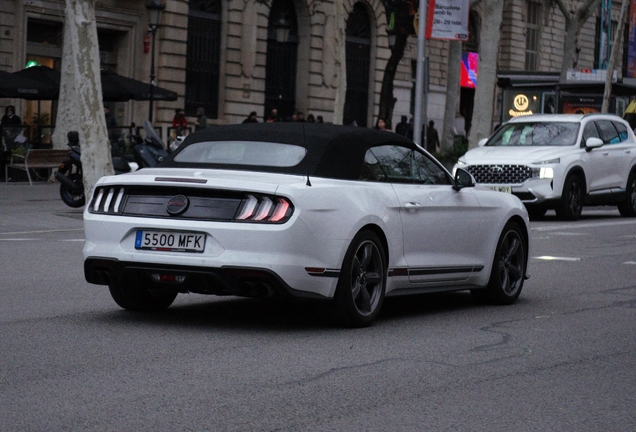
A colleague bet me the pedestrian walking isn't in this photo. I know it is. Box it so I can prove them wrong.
[395,115,408,136]
[194,107,208,131]
[426,120,440,153]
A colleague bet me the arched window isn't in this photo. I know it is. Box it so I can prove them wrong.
[265,0,298,120]
[186,0,222,118]
[344,3,371,127]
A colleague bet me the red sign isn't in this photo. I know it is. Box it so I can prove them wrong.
[144,33,151,54]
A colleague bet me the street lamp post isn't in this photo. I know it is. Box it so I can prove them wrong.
[146,0,165,123]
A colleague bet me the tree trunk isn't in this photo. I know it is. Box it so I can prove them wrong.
[555,0,603,82]
[64,0,113,201]
[442,40,462,153]
[378,33,408,129]
[602,0,629,112]
[468,0,504,148]
[332,3,347,125]
[52,17,80,149]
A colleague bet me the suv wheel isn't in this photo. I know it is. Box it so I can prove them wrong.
[618,172,636,217]
[556,174,583,221]
[526,206,547,219]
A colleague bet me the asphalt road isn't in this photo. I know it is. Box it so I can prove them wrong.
[1,183,635,431]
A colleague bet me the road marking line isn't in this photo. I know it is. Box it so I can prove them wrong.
[0,238,42,241]
[534,256,582,261]
[0,228,84,235]
[623,261,636,265]
[60,239,85,242]
[532,219,636,232]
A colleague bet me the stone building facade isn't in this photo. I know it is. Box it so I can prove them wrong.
[0,0,631,144]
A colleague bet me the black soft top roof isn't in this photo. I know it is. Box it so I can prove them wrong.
[162,122,416,180]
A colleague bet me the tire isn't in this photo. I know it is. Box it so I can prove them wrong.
[109,276,177,311]
[556,174,583,221]
[618,172,636,217]
[526,206,547,220]
[480,221,526,305]
[334,230,387,328]
[59,173,85,208]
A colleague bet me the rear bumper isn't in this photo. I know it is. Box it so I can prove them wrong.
[84,257,331,300]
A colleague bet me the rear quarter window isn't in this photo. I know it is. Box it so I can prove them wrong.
[596,120,620,144]
[612,121,629,142]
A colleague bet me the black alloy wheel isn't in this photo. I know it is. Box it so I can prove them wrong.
[618,172,636,217]
[334,230,387,327]
[474,221,526,305]
[556,174,583,221]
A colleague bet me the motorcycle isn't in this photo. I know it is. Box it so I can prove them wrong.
[55,122,169,208]
[131,120,169,167]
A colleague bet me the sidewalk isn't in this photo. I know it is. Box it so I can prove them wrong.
[0,182,84,234]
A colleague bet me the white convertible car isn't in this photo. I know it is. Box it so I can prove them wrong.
[84,123,530,327]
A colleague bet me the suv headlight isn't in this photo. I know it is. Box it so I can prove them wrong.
[452,159,466,176]
[532,158,560,179]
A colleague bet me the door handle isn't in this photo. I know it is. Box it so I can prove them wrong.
[602,152,609,156]
[405,202,422,209]
[625,150,631,154]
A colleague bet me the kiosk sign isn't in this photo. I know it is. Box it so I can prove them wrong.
[503,91,541,121]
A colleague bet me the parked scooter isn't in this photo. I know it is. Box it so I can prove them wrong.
[132,120,169,167]
[55,122,168,208]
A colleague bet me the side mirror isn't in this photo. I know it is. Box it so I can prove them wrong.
[453,168,476,191]
[477,138,488,147]
[585,137,604,151]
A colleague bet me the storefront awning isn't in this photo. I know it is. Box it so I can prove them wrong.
[497,70,636,96]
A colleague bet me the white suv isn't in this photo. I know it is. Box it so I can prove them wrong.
[454,113,636,220]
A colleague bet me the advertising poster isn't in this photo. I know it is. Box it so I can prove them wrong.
[425,0,470,40]
[460,51,478,88]
[561,96,603,114]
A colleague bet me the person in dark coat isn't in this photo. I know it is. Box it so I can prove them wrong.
[195,107,208,131]
[242,111,259,123]
[1,105,23,149]
[426,120,440,153]
[395,115,409,136]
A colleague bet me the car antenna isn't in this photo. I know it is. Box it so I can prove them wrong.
[306,172,312,186]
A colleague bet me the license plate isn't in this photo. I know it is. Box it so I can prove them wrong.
[135,230,206,253]
[489,186,512,193]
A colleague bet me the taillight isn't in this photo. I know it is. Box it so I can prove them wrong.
[88,186,126,214]
[235,194,293,223]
